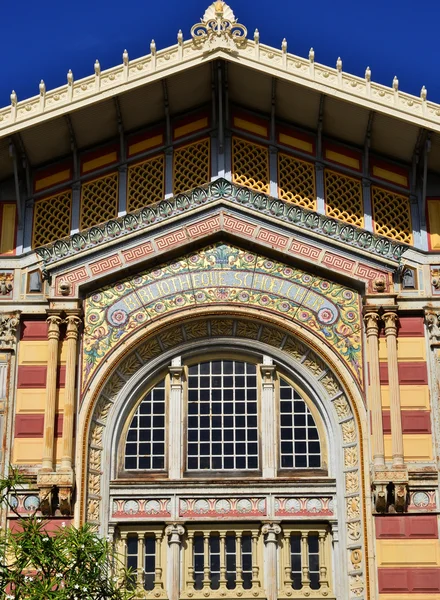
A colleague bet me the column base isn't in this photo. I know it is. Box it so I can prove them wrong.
[372,467,408,514]
[37,470,75,517]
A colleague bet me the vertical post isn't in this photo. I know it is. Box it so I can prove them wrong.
[301,532,310,590]
[60,313,81,471]
[260,357,276,478]
[318,531,329,591]
[251,531,261,593]
[154,532,164,593]
[203,531,211,591]
[383,310,404,466]
[283,531,292,591]
[41,313,62,472]
[219,532,227,591]
[137,533,145,591]
[186,531,195,591]
[166,524,185,600]
[169,357,183,479]
[262,523,281,600]
[364,309,385,467]
[235,532,243,589]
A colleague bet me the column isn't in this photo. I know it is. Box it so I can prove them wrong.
[137,533,145,591]
[60,313,81,471]
[166,524,185,600]
[235,532,244,590]
[383,310,404,466]
[318,531,329,591]
[168,357,183,479]
[251,530,261,594]
[154,532,164,594]
[282,530,292,592]
[202,531,211,591]
[219,532,227,592]
[186,531,195,591]
[262,523,281,600]
[300,532,310,591]
[41,313,62,471]
[260,357,276,478]
[363,309,385,467]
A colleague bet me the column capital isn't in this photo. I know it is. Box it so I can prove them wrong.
[363,309,380,335]
[262,522,281,543]
[382,310,399,336]
[46,311,63,339]
[165,523,185,544]
[65,313,82,340]
[259,363,276,384]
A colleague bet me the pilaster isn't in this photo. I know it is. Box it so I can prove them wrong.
[383,308,404,467]
[260,357,276,478]
[168,357,184,479]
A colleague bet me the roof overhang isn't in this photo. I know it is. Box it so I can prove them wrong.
[1,5,440,181]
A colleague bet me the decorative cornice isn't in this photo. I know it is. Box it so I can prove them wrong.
[0,3,438,136]
[35,178,407,273]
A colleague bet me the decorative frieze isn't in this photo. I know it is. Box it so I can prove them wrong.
[35,179,406,271]
[112,499,172,519]
[180,498,267,519]
[275,497,334,517]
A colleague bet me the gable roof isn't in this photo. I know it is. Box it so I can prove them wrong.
[1,2,438,182]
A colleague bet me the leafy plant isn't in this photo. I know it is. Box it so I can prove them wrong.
[0,468,135,599]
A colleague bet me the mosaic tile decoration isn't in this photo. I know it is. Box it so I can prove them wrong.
[83,242,362,390]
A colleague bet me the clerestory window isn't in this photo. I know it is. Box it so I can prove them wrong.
[122,357,324,477]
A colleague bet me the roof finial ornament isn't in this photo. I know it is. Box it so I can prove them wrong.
[421,85,427,101]
[365,66,371,82]
[191,2,247,49]
[393,75,399,91]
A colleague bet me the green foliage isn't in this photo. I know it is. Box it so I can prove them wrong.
[0,468,135,600]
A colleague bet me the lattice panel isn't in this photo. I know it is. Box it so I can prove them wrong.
[80,172,119,230]
[232,137,269,193]
[324,170,364,227]
[372,186,413,244]
[173,138,210,195]
[127,155,164,212]
[278,153,316,209]
[33,190,72,248]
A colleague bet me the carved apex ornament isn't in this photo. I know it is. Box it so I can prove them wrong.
[191,2,247,49]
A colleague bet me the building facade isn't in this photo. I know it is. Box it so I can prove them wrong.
[1,2,440,599]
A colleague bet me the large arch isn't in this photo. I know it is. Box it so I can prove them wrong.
[76,306,372,599]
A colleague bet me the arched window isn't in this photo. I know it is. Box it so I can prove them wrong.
[124,379,166,471]
[123,357,323,475]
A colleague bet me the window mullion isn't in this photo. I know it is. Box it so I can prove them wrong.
[137,533,145,591]
[301,532,311,591]
[260,356,277,477]
[168,357,183,479]
[235,532,243,589]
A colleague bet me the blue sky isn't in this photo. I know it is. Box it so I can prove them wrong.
[1,0,438,107]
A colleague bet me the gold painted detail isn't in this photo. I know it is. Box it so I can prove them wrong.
[80,172,118,230]
[173,138,210,195]
[33,190,71,248]
[324,170,363,227]
[372,186,413,244]
[278,153,316,210]
[127,155,164,212]
[232,137,269,193]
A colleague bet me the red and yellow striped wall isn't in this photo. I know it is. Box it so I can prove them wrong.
[376,514,440,596]
[379,316,432,462]
[14,320,68,465]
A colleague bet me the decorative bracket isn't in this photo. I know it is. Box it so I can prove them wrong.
[37,471,75,516]
[372,468,409,514]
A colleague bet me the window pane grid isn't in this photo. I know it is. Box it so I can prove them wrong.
[144,536,156,591]
[280,378,321,469]
[187,361,258,471]
[125,380,166,471]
